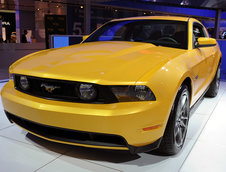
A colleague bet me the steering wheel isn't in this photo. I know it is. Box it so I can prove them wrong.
[157,37,178,44]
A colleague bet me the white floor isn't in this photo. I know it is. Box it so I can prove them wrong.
[1,82,226,172]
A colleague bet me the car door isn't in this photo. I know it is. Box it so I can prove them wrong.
[200,25,218,84]
[197,24,218,87]
[191,23,211,100]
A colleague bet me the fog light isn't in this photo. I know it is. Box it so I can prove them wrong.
[78,84,97,101]
[19,76,29,90]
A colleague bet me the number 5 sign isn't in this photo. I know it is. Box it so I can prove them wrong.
[73,22,82,35]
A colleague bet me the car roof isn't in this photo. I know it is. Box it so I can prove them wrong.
[111,16,190,22]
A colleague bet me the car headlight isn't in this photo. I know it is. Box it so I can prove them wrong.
[111,85,156,102]
[19,76,30,90]
[78,84,97,101]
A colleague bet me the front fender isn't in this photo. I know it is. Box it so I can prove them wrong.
[136,57,194,129]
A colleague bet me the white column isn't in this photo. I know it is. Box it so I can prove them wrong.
[15,0,20,43]
[0,20,2,42]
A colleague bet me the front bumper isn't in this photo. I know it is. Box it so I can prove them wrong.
[1,81,170,153]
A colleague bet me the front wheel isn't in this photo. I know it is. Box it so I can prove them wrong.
[205,63,221,97]
[157,85,190,155]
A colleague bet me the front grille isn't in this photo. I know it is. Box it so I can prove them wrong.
[14,75,118,103]
[6,112,128,148]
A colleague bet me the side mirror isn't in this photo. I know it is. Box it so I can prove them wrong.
[82,35,89,41]
[197,37,217,48]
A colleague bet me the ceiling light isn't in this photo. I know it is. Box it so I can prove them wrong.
[180,0,190,5]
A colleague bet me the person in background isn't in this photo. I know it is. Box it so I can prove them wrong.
[21,30,28,43]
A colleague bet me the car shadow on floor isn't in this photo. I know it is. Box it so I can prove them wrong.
[24,98,205,166]
[26,133,142,162]
[26,131,193,166]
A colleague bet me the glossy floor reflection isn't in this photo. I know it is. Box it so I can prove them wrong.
[1,82,226,172]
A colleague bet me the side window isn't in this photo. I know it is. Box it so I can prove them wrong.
[193,23,206,48]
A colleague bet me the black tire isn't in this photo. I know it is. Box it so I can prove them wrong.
[157,85,190,155]
[205,64,221,97]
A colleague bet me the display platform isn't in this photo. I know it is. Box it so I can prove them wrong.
[0,82,226,172]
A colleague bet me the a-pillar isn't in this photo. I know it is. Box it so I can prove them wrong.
[15,0,35,43]
[84,0,91,35]
[214,9,222,39]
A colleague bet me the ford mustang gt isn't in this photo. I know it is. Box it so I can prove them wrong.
[1,16,221,155]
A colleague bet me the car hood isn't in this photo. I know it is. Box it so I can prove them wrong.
[11,41,186,85]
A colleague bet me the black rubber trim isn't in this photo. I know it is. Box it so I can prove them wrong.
[4,111,13,123]
[128,137,162,154]
[5,111,128,147]
[4,111,162,154]
[198,44,216,48]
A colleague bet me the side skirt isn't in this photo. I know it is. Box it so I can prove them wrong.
[190,86,210,115]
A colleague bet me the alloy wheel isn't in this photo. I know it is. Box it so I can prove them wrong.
[174,89,189,148]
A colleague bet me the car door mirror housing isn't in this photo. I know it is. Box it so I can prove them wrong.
[82,35,89,41]
[197,37,217,48]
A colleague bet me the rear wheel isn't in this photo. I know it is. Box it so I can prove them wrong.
[205,64,221,97]
[157,85,190,155]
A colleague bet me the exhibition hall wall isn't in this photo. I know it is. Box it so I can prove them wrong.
[1,0,226,80]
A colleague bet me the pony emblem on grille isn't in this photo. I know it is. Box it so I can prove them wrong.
[41,83,60,93]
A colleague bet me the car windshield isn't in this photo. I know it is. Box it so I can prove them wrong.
[84,20,188,49]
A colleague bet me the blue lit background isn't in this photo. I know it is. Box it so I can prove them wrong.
[53,36,69,48]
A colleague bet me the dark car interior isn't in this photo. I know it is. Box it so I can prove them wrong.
[85,20,188,49]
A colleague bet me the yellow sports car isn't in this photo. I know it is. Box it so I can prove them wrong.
[1,16,221,155]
